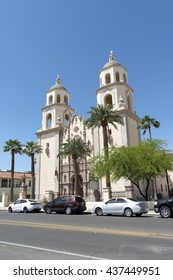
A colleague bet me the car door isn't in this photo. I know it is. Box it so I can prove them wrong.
[51,197,61,211]
[104,199,117,214]
[115,198,128,214]
[58,196,69,212]
[13,200,23,212]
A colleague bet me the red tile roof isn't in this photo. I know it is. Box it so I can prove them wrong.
[0,171,32,179]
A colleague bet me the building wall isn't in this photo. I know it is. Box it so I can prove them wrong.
[0,171,32,201]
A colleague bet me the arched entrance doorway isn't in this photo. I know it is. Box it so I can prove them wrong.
[71,175,83,197]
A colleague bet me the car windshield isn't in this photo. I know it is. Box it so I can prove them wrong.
[127,198,138,202]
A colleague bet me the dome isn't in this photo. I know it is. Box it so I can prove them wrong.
[49,84,67,91]
[103,60,119,69]
[49,75,68,92]
[102,51,127,72]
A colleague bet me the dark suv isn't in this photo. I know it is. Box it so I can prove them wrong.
[154,197,173,218]
[44,195,86,215]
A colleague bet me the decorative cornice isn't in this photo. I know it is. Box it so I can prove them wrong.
[99,62,127,74]
[41,103,75,112]
[96,82,134,94]
[35,126,62,136]
[117,109,140,122]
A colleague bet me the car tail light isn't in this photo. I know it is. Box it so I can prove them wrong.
[135,203,142,206]
[74,201,80,205]
[30,202,40,205]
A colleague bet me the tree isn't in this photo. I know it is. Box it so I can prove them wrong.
[139,115,160,139]
[22,141,42,199]
[85,104,124,197]
[3,139,23,202]
[58,138,91,195]
[93,139,173,201]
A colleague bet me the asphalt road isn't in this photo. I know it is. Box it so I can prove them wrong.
[0,211,173,260]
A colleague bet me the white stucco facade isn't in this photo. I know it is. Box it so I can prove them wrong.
[35,52,143,201]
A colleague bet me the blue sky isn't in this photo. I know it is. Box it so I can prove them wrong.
[0,0,173,172]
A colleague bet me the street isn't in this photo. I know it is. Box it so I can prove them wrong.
[0,211,173,259]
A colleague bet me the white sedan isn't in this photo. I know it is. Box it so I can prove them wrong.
[8,199,41,213]
[93,197,149,217]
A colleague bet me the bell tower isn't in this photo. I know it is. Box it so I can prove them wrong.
[41,75,74,131]
[96,51,140,147]
[35,76,74,199]
[97,51,135,113]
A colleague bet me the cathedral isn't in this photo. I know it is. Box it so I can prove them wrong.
[35,52,142,202]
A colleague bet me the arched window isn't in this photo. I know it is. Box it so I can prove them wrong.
[64,114,70,126]
[57,94,60,103]
[64,95,68,105]
[46,113,52,128]
[104,94,113,105]
[123,73,127,83]
[87,140,91,149]
[64,175,67,183]
[127,95,132,112]
[49,95,53,105]
[105,73,111,84]
[116,72,120,82]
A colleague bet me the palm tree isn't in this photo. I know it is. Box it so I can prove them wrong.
[3,139,23,202]
[85,104,124,198]
[58,138,91,195]
[22,141,42,199]
[139,115,160,140]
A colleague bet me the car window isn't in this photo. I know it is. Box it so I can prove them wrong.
[21,200,27,203]
[75,197,85,203]
[117,198,126,203]
[54,198,61,202]
[61,196,69,201]
[107,199,117,204]
[15,200,21,204]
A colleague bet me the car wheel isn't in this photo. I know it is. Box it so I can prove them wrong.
[23,207,28,213]
[95,207,103,216]
[45,206,51,214]
[124,208,133,217]
[160,206,171,218]
[8,207,13,213]
[135,213,142,217]
[65,207,72,215]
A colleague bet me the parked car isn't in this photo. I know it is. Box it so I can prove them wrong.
[93,197,149,217]
[154,197,173,218]
[44,195,86,215]
[8,199,41,213]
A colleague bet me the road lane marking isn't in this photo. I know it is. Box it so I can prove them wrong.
[0,240,107,260]
[0,219,173,239]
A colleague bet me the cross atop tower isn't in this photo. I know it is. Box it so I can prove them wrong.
[109,50,115,62]
[56,75,61,84]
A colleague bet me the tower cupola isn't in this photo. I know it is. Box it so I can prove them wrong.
[109,50,115,62]
[96,51,134,113]
[56,75,61,85]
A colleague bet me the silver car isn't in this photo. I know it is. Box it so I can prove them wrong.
[93,197,149,217]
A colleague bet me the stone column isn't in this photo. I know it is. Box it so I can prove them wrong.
[2,192,9,207]
[45,190,54,201]
[102,188,111,201]
[125,185,134,198]
[19,184,27,199]
[54,191,59,198]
